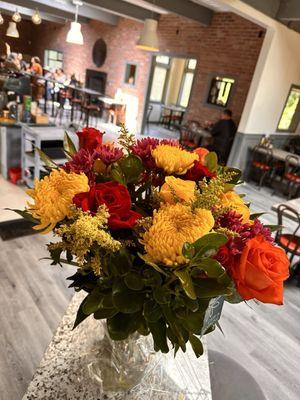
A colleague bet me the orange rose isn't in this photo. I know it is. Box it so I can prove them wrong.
[194,147,209,165]
[231,236,289,305]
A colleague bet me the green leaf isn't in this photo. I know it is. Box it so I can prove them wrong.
[94,307,118,319]
[107,312,142,340]
[225,167,242,184]
[174,270,196,300]
[189,334,204,358]
[110,164,126,185]
[82,288,104,315]
[138,253,168,276]
[112,280,144,314]
[73,296,90,329]
[193,233,228,254]
[142,268,162,287]
[118,154,143,184]
[143,300,162,322]
[148,319,169,353]
[204,152,218,172]
[265,224,283,232]
[110,250,132,276]
[250,212,266,220]
[124,272,144,291]
[183,309,206,335]
[181,296,199,312]
[197,259,225,279]
[6,208,40,224]
[36,147,58,169]
[194,279,233,298]
[63,131,77,156]
[153,286,171,305]
[182,242,195,259]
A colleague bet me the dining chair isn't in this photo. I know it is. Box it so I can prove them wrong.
[179,120,201,150]
[209,350,267,400]
[275,204,300,284]
[283,154,300,199]
[250,145,274,188]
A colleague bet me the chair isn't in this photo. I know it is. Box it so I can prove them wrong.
[179,120,201,150]
[146,104,153,132]
[283,155,300,199]
[209,350,267,400]
[159,106,171,127]
[250,145,274,188]
[275,204,300,265]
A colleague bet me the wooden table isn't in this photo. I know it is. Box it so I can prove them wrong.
[271,198,300,222]
[256,146,300,166]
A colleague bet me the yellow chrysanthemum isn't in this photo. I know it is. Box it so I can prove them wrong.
[221,191,250,223]
[152,145,198,175]
[26,169,89,233]
[160,176,196,204]
[142,203,214,266]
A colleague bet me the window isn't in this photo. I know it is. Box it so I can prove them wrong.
[278,85,300,132]
[44,49,63,70]
[124,63,138,86]
[178,58,197,108]
[207,76,235,108]
[150,56,170,103]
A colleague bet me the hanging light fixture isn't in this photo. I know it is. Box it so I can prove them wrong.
[6,21,19,38]
[0,12,4,25]
[66,0,84,45]
[32,9,42,25]
[12,9,21,23]
[137,19,159,52]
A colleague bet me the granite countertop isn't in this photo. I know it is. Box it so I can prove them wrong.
[22,292,212,400]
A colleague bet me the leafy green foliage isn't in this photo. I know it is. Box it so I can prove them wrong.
[110,155,143,185]
[204,152,218,172]
[63,131,77,156]
[70,232,234,358]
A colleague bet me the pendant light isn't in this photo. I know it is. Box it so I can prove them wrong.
[32,9,42,25]
[0,12,4,25]
[137,19,159,52]
[66,0,84,45]
[6,21,19,38]
[12,9,21,23]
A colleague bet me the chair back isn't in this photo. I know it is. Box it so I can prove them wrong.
[285,154,300,176]
[275,203,300,247]
[146,104,153,122]
[252,145,273,166]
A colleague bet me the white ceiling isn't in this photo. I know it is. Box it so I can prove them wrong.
[192,0,230,12]
[115,0,168,14]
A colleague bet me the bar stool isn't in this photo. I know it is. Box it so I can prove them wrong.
[282,155,300,199]
[81,102,102,127]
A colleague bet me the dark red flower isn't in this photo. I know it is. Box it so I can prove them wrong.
[215,245,232,268]
[63,148,95,183]
[93,144,123,165]
[77,127,104,153]
[73,181,141,230]
[183,161,216,181]
[131,137,159,169]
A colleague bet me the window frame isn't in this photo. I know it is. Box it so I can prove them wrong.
[277,84,300,133]
[123,62,139,87]
[149,56,171,104]
[205,74,236,109]
[177,58,197,108]
[44,49,64,70]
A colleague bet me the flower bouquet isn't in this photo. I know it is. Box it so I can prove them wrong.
[19,125,289,361]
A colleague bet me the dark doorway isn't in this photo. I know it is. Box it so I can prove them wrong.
[85,69,107,94]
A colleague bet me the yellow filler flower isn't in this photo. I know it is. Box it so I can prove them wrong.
[26,169,89,233]
[160,176,196,204]
[152,144,198,175]
[143,203,214,266]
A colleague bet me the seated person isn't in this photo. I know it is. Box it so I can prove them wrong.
[208,109,237,164]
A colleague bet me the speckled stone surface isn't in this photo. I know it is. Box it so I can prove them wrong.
[22,292,212,400]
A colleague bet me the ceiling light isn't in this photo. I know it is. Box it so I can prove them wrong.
[12,9,21,23]
[66,1,83,45]
[136,19,159,52]
[0,13,4,25]
[6,21,19,38]
[32,9,42,25]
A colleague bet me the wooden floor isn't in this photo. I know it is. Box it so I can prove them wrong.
[0,183,299,399]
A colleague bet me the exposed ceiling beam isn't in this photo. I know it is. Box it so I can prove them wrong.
[240,0,281,18]
[277,0,300,21]
[3,0,119,25]
[83,0,160,22]
[139,0,213,25]
[0,1,64,23]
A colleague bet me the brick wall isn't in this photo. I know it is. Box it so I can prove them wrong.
[24,12,265,130]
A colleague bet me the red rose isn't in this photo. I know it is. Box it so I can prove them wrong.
[77,127,104,153]
[183,161,216,181]
[215,245,232,268]
[73,181,141,230]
